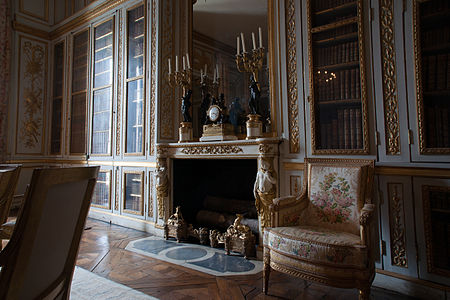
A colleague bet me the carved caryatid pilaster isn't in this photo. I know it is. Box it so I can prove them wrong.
[156,157,169,219]
[254,155,277,230]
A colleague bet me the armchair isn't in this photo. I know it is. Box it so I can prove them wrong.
[0,166,99,299]
[263,158,375,300]
[0,165,21,247]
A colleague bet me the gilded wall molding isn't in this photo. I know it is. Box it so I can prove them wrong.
[115,168,119,211]
[149,0,157,155]
[388,183,407,267]
[116,12,123,156]
[380,0,400,155]
[285,0,300,154]
[19,0,49,23]
[159,0,175,140]
[290,175,301,196]
[148,170,154,218]
[16,36,47,154]
[180,145,243,155]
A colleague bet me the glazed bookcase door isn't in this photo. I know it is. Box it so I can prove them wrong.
[379,176,418,277]
[91,18,115,156]
[122,170,145,217]
[307,0,369,154]
[50,41,64,155]
[70,29,89,155]
[413,177,450,285]
[412,0,450,157]
[91,169,113,211]
[125,4,145,155]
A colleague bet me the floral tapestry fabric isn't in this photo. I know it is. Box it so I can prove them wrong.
[263,226,367,268]
[306,165,363,235]
[0,0,11,160]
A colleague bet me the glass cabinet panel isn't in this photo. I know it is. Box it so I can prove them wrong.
[125,4,145,154]
[123,172,144,215]
[415,0,450,153]
[91,19,114,155]
[92,171,111,208]
[70,30,89,154]
[50,42,64,154]
[307,0,368,154]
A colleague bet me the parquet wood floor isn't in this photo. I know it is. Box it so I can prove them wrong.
[76,218,414,300]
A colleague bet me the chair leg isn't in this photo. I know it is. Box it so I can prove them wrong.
[359,286,370,300]
[263,248,271,295]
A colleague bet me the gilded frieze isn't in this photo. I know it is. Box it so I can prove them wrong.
[285,0,300,154]
[115,168,119,211]
[388,183,407,267]
[149,170,154,218]
[380,0,400,155]
[180,145,243,155]
[116,13,123,156]
[17,37,47,154]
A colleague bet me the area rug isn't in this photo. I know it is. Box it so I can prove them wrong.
[71,266,158,300]
[126,236,263,276]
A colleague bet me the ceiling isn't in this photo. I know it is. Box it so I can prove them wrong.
[193,0,268,49]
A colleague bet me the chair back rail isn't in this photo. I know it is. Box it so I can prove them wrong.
[0,166,99,300]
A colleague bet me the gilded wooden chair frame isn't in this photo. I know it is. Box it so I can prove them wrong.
[0,166,99,300]
[263,158,375,300]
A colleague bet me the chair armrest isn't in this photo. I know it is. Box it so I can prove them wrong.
[359,203,375,246]
[269,191,309,227]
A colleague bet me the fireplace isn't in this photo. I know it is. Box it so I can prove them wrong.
[173,159,258,235]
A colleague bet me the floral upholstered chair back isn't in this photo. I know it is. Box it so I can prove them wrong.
[303,159,373,236]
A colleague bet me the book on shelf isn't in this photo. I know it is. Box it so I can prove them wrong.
[355,108,362,149]
[427,55,436,91]
[321,122,327,149]
[436,54,447,91]
[338,109,344,149]
[343,108,350,149]
[426,106,436,148]
[340,70,345,99]
[344,69,350,99]
[326,122,333,149]
[442,107,449,148]
[447,53,450,90]
[332,118,338,149]
[435,104,443,148]
[355,68,360,98]
[349,108,355,148]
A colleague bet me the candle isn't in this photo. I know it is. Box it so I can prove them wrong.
[200,69,203,83]
[182,56,186,70]
[186,53,190,69]
[175,55,179,72]
[204,64,207,75]
[216,64,219,79]
[237,36,240,55]
[252,32,256,50]
[259,27,263,48]
[213,68,216,83]
[240,32,246,53]
[168,58,171,74]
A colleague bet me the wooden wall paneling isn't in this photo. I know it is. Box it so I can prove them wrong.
[15,35,48,155]
[413,177,450,286]
[19,0,49,23]
[371,0,411,162]
[379,175,418,277]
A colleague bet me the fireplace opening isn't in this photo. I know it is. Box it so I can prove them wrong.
[173,159,258,237]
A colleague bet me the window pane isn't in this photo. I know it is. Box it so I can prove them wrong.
[92,87,111,154]
[92,171,110,208]
[70,92,86,154]
[126,79,144,153]
[127,5,144,78]
[94,20,113,88]
[124,173,143,213]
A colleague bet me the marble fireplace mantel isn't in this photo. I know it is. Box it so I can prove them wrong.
[155,137,282,159]
[154,138,282,232]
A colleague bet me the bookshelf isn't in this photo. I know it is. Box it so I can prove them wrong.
[92,170,111,209]
[307,0,368,154]
[70,30,89,154]
[123,172,144,215]
[126,4,145,154]
[91,19,114,155]
[50,42,64,154]
[415,0,450,153]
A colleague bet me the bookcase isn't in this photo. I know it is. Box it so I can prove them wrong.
[50,41,64,154]
[91,18,114,155]
[70,30,89,155]
[123,171,144,215]
[307,0,368,154]
[414,0,450,154]
[92,170,111,209]
[125,4,145,154]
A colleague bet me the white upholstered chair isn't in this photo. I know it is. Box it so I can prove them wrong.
[0,166,99,299]
[263,158,376,300]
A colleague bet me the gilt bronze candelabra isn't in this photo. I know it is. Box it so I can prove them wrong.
[235,47,265,89]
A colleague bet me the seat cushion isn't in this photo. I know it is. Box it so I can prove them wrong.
[263,225,368,268]
[305,164,367,235]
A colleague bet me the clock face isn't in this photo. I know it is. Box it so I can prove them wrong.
[208,105,220,122]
